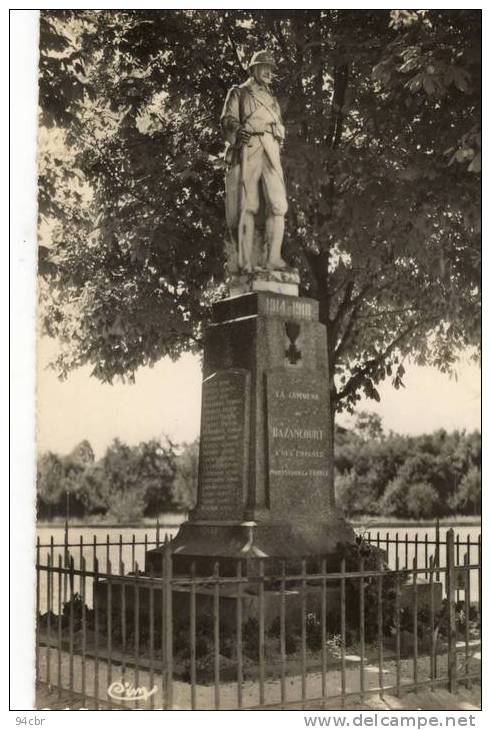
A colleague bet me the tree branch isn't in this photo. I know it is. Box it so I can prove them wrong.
[330,281,373,351]
[225,31,247,73]
[332,64,350,149]
[354,306,427,320]
[330,279,354,335]
[325,63,349,149]
[334,302,363,362]
[272,18,290,59]
[335,318,429,403]
[289,206,320,286]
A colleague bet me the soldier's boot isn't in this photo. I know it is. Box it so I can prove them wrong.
[266,215,287,270]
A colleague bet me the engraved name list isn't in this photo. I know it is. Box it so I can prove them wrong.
[196,370,250,519]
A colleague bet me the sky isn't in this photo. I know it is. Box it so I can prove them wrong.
[37,338,481,459]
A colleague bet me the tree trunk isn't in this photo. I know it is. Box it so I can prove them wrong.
[325,308,336,510]
[316,271,336,510]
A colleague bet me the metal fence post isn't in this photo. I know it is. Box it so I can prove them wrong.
[213,560,220,710]
[190,561,197,710]
[359,556,365,702]
[35,538,40,682]
[435,518,440,581]
[446,528,457,693]
[63,526,68,604]
[164,538,173,710]
[377,555,384,699]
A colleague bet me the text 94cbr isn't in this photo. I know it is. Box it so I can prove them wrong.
[15,719,45,726]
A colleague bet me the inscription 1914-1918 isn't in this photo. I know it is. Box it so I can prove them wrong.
[266,370,331,521]
[265,297,313,320]
[196,370,250,520]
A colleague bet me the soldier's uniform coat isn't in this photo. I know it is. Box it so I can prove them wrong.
[221,77,288,238]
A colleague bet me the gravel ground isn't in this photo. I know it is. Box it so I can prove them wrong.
[35,643,481,711]
[35,681,481,712]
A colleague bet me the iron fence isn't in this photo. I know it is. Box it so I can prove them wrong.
[35,525,481,710]
[364,521,481,574]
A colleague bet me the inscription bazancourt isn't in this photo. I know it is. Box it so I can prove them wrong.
[197,370,250,518]
[266,371,331,517]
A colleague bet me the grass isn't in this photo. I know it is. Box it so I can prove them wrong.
[36,512,187,529]
[351,515,481,528]
[36,514,480,530]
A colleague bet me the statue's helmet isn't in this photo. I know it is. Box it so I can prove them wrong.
[248,50,277,69]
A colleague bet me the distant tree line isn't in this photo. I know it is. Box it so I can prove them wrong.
[335,413,481,519]
[37,415,480,523]
[37,438,199,523]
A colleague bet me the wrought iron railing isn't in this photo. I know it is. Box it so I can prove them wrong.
[35,525,481,710]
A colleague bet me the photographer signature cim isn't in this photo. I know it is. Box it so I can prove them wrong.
[107,680,157,702]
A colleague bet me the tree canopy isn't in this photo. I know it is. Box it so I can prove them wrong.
[38,9,480,414]
[37,437,189,522]
[335,418,481,519]
[37,424,481,522]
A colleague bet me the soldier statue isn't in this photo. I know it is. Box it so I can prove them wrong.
[221,50,288,273]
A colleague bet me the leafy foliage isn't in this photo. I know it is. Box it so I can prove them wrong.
[37,437,181,522]
[38,9,480,414]
[405,482,440,519]
[37,441,105,519]
[335,418,481,518]
[450,465,481,515]
[171,439,200,510]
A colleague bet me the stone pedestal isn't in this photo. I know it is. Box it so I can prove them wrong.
[400,578,443,612]
[94,576,342,636]
[227,268,301,297]
[146,287,354,577]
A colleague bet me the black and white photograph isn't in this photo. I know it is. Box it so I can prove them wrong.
[11,6,482,714]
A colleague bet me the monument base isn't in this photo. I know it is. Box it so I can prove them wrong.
[94,577,343,637]
[171,581,342,633]
[145,516,355,576]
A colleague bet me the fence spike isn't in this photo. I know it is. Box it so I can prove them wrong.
[446,528,457,693]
